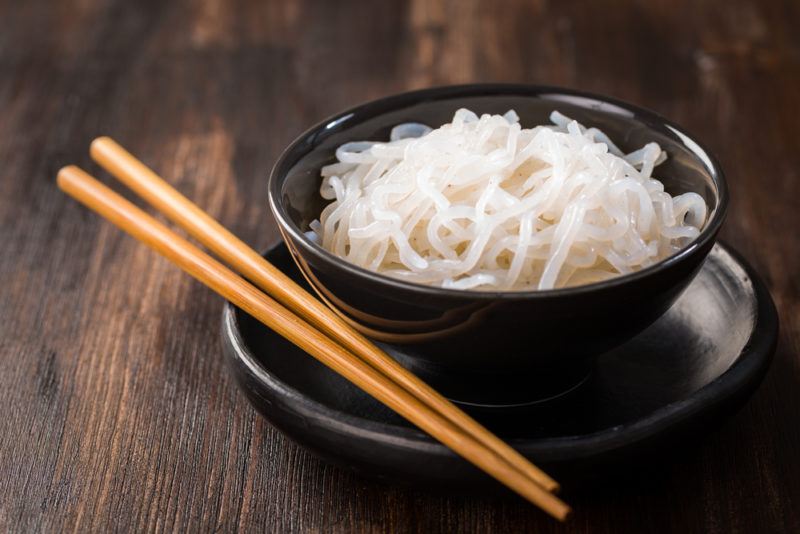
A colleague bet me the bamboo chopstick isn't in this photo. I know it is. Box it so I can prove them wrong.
[57,166,570,521]
[89,136,561,495]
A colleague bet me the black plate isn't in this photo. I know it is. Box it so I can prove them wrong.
[222,242,777,486]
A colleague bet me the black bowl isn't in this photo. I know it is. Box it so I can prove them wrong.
[268,84,728,406]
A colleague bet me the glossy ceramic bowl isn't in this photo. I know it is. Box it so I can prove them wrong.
[268,84,728,405]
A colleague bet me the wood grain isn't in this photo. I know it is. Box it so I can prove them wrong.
[0,0,798,532]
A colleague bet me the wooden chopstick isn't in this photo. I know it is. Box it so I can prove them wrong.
[89,136,561,495]
[57,166,570,521]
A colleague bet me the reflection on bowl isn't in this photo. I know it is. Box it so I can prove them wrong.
[268,84,728,406]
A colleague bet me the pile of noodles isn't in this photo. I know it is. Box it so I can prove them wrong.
[310,109,707,291]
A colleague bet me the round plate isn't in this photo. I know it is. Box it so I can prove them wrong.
[222,242,777,486]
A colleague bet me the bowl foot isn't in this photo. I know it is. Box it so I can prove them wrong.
[381,344,594,412]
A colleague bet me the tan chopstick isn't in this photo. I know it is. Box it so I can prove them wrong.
[89,136,561,495]
[57,166,570,521]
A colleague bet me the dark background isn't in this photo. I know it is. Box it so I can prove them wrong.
[1,0,798,532]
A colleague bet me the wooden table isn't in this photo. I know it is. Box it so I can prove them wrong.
[1,0,798,531]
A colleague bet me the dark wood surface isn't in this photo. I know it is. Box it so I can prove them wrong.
[1,0,798,531]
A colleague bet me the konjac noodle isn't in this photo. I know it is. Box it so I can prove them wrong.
[309,109,707,291]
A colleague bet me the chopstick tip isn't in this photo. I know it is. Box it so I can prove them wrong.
[57,165,82,190]
[558,506,573,522]
[90,136,117,159]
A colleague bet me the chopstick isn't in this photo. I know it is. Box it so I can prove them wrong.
[57,166,571,520]
[88,137,561,495]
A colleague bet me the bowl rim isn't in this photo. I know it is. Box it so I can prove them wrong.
[268,83,729,299]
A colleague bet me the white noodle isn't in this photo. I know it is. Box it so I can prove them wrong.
[313,109,708,290]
